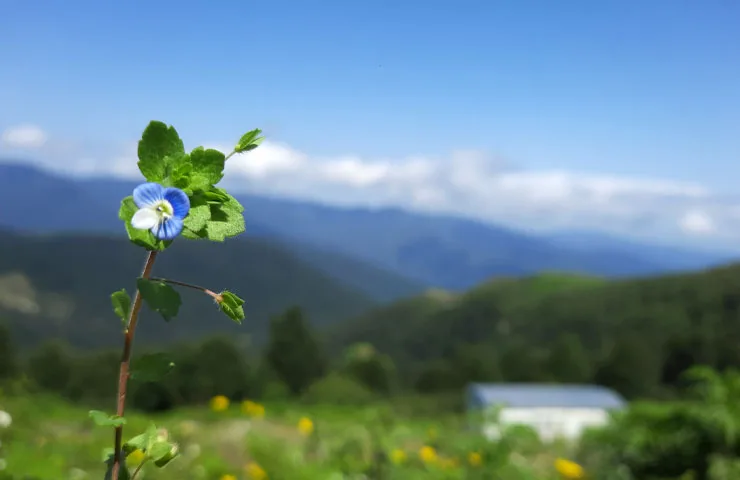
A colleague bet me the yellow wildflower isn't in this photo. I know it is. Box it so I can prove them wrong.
[297,416,314,436]
[419,445,437,464]
[245,461,268,480]
[468,451,482,467]
[220,475,237,480]
[241,400,266,418]
[555,458,585,479]
[126,449,146,465]
[390,449,407,465]
[210,395,230,412]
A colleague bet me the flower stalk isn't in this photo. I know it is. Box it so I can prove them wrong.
[111,250,158,480]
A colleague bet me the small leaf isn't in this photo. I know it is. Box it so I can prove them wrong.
[153,443,179,468]
[189,147,226,191]
[131,353,175,382]
[234,128,264,154]
[137,279,181,322]
[119,196,171,251]
[89,410,126,427]
[123,433,149,455]
[111,289,131,326]
[137,121,185,183]
[218,291,245,324]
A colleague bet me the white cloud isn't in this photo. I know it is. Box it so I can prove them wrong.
[2,129,739,247]
[1,124,47,149]
[679,209,715,235]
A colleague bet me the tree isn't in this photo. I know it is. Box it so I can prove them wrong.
[0,323,18,381]
[27,340,73,393]
[594,334,660,399]
[343,343,396,395]
[546,334,592,383]
[265,307,326,396]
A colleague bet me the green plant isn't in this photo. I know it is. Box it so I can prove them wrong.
[85,121,263,479]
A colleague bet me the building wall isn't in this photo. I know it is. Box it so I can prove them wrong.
[482,407,610,442]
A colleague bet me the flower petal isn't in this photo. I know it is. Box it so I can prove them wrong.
[133,183,165,208]
[163,187,190,219]
[152,216,184,241]
[131,208,160,230]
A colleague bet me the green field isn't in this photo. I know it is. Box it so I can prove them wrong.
[0,393,577,480]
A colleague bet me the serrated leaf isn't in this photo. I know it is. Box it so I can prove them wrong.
[119,196,171,251]
[202,193,246,241]
[131,353,175,382]
[89,410,127,427]
[189,147,226,191]
[137,121,185,183]
[137,279,181,321]
[218,290,245,324]
[181,193,211,237]
[235,128,264,153]
[111,289,131,326]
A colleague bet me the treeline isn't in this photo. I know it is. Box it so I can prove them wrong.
[0,307,404,413]
[328,267,740,401]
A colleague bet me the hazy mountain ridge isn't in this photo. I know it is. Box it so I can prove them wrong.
[0,162,732,292]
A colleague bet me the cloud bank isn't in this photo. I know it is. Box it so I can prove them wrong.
[1,124,738,248]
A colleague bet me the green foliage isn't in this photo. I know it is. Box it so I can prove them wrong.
[216,290,245,324]
[130,353,175,382]
[89,410,126,427]
[111,289,132,325]
[343,343,397,395]
[265,307,327,396]
[136,121,185,184]
[136,279,181,322]
[301,373,377,406]
[0,322,18,381]
[234,128,264,153]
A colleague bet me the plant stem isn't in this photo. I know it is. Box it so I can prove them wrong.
[111,250,158,480]
[130,459,149,480]
[149,277,221,301]
[225,150,236,161]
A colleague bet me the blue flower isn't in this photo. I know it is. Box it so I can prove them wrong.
[130,183,190,240]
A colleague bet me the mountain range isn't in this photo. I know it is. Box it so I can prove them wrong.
[0,162,733,294]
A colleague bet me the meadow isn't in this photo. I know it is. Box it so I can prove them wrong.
[0,392,581,480]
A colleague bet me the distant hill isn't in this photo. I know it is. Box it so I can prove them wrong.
[0,162,733,291]
[325,265,740,393]
[0,163,425,302]
[0,229,375,349]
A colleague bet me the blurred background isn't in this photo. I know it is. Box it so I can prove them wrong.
[1,1,740,479]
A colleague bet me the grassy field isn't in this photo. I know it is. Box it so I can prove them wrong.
[0,393,581,480]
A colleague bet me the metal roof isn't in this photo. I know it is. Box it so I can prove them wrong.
[467,383,626,409]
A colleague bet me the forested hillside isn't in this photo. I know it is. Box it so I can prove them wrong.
[326,266,740,399]
[0,230,375,349]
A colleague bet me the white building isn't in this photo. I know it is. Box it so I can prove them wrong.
[466,383,626,442]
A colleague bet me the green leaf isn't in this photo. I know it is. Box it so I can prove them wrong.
[234,128,264,153]
[137,121,185,183]
[123,434,149,455]
[181,194,212,238]
[218,291,245,324]
[137,279,181,321]
[189,147,226,191]
[89,410,126,427]
[111,289,131,326]
[204,192,246,241]
[118,196,171,251]
[131,353,175,382]
[149,440,179,467]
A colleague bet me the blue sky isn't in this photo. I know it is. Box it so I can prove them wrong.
[1,0,740,247]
